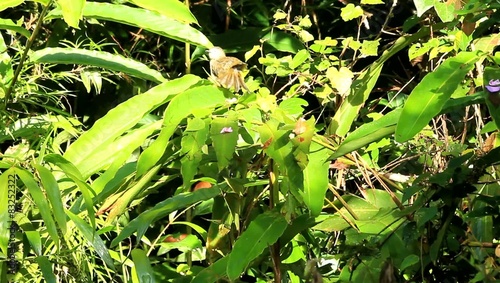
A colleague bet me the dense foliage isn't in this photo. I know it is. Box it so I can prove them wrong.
[1,0,500,282]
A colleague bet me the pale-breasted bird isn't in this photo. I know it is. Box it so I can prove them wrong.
[208,47,249,92]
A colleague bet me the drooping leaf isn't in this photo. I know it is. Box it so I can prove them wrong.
[128,0,197,24]
[181,117,209,189]
[30,48,166,83]
[0,18,30,37]
[56,0,85,28]
[47,2,212,48]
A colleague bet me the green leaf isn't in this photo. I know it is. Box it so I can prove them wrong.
[48,2,211,47]
[302,141,331,216]
[434,1,455,23]
[210,112,239,171]
[360,39,380,57]
[340,4,363,21]
[395,51,481,142]
[226,210,288,280]
[34,165,67,235]
[136,85,226,177]
[43,155,96,228]
[128,0,197,24]
[25,231,42,256]
[111,185,222,246]
[36,256,57,283]
[16,168,60,248]
[192,257,229,283]
[66,210,116,271]
[56,0,84,28]
[30,47,166,83]
[262,30,305,54]
[0,0,24,12]
[290,49,309,69]
[64,75,200,177]
[413,0,434,17]
[329,109,402,159]
[0,18,30,37]
[180,117,209,189]
[131,249,157,283]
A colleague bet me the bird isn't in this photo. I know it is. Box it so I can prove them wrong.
[207,47,249,92]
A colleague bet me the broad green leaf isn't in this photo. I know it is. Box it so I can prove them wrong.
[262,30,305,54]
[111,185,222,246]
[226,210,287,280]
[128,0,197,24]
[0,168,15,255]
[302,141,331,216]
[340,4,363,21]
[56,0,84,28]
[30,47,165,83]
[64,75,200,173]
[192,257,229,283]
[278,98,308,117]
[329,25,444,137]
[0,18,30,37]
[66,210,116,271]
[0,0,23,12]
[290,49,309,69]
[396,51,481,142]
[210,112,239,171]
[131,249,157,283]
[181,117,209,189]
[36,256,57,283]
[136,86,226,177]
[329,109,402,159]
[72,120,160,181]
[434,1,455,23]
[35,165,67,235]
[360,39,380,56]
[48,2,212,48]
[413,0,434,16]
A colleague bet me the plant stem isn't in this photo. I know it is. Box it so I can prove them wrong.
[3,1,52,109]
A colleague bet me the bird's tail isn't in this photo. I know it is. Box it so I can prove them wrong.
[219,68,249,93]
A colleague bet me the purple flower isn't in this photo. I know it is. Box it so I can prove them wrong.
[220,127,233,134]
[486,79,500,92]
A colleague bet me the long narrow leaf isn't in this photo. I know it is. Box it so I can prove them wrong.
[48,2,212,48]
[30,48,166,83]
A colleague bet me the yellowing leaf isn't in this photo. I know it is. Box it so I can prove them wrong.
[340,4,363,21]
[361,39,380,56]
[326,67,353,96]
[361,0,384,3]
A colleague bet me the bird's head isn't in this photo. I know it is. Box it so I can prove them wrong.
[207,46,226,60]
